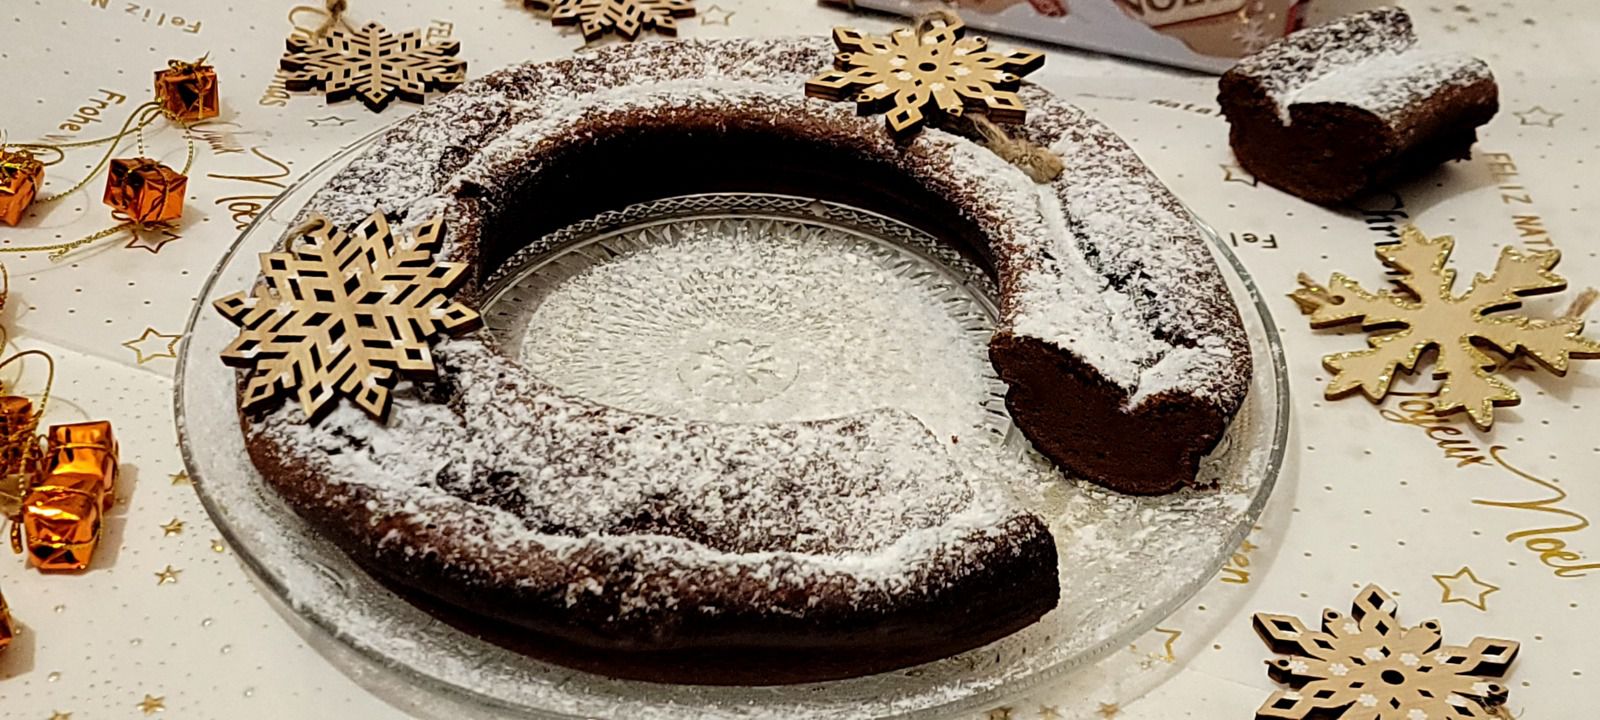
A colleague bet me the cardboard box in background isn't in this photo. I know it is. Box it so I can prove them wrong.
[826,0,1313,73]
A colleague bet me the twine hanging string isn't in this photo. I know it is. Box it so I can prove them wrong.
[1562,287,1597,322]
[959,113,1064,183]
[316,0,349,36]
[911,10,1064,184]
[285,213,332,247]
[289,0,352,40]
[1483,700,1521,719]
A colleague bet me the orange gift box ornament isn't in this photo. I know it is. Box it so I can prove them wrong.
[0,346,47,523]
[103,157,186,225]
[0,148,44,227]
[11,421,117,572]
[154,56,219,123]
[0,395,40,496]
[0,586,13,653]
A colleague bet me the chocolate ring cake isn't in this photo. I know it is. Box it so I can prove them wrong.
[236,36,1251,684]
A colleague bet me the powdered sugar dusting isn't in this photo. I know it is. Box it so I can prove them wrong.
[514,214,1000,441]
[179,43,1288,705]
[1229,7,1493,125]
[255,338,1042,603]
[1288,51,1490,127]
[250,36,1250,629]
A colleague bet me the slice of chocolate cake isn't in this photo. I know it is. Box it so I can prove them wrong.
[1219,7,1498,205]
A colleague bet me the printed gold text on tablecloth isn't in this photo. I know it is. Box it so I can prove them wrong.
[1485,152,1559,251]
[1378,388,1600,578]
[207,148,292,231]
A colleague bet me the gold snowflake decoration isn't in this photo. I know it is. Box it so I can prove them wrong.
[281,21,467,112]
[215,211,481,421]
[1254,585,1518,720]
[527,0,695,42]
[805,16,1044,138]
[1291,226,1600,429]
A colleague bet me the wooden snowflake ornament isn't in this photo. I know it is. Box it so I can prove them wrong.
[215,211,481,421]
[1254,585,1519,720]
[1292,226,1600,429]
[281,21,467,111]
[805,16,1044,138]
[527,0,695,42]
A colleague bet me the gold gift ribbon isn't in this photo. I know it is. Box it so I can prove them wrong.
[166,53,211,75]
[0,149,43,195]
[1,101,164,206]
[0,346,54,525]
[0,134,194,260]
[158,54,215,123]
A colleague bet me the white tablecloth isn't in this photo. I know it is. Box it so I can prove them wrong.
[0,0,1595,717]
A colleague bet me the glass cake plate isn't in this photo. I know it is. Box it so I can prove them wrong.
[175,129,1290,720]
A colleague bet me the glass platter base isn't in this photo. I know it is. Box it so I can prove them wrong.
[176,131,1289,720]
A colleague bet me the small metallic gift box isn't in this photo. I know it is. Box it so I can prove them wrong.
[20,491,101,571]
[0,587,13,652]
[155,58,220,123]
[0,149,44,227]
[43,421,117,510]
[103,157,186,224]
[14,421,118,572]
[0,397,39,503]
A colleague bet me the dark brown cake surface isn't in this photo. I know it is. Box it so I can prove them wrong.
[238,36,1252,683]
[1219,7,1498,205]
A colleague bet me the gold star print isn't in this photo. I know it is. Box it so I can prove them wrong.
[122,328,182,364]
[160,518,184,537]
[1434,566,1500,611]
[124,226,181,254]
[154,565,181,586]
[170,469,190,485]
[136,694,165,715]
[1097,703,1121,718]
[1156,626,1181,660]
[210,538,227,553]
[1513,106,1562,127]
[698,4,733,25]
[49,712,71,720]
[306,115,354,127]
[1221,162,1258,186]
[1135,626,1183,668]
[1039,706,1062,720]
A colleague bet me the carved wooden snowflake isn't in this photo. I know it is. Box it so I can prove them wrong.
[1291,226,1600,429]
[215,211,481,421]
[1254,585,1519,720]
[527,0,695,42]
[805,16,1044,137]
[280,21,467,112]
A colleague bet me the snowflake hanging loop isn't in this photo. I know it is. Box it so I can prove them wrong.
[805,16,1044,138]
[1254,585,1518,720]
[215,211,481,421]
[1291,226,1600,429]
[281,21,467,112]
[527,0,695,42]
